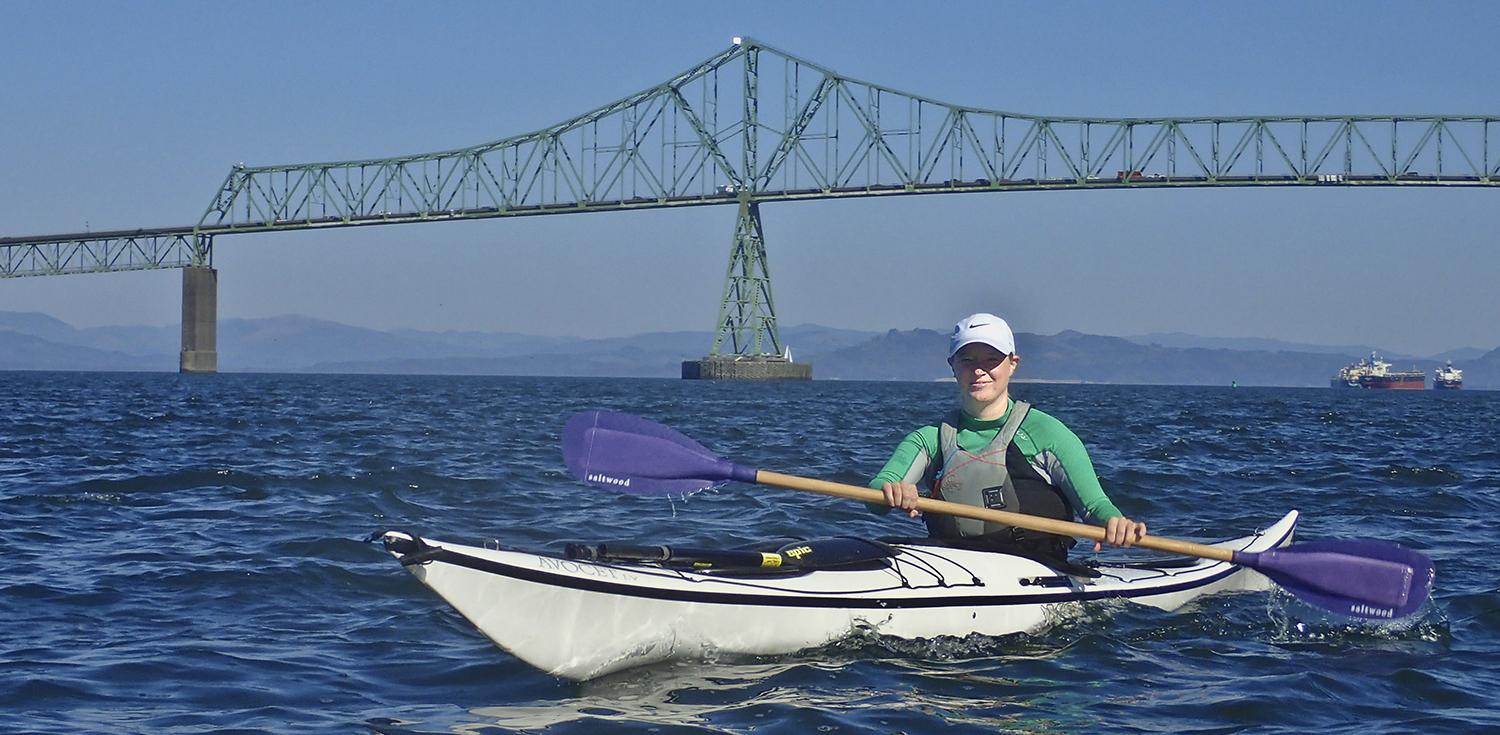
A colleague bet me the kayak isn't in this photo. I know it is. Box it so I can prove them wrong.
[378,510,1298,681]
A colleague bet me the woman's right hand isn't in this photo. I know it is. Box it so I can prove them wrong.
[881,481,922,518]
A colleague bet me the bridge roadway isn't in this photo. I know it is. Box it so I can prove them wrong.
[4,172,1490,248]
[0,224,197,247]
[184,171,1500,234]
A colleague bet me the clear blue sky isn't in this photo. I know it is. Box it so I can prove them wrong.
[1,1,1496,356]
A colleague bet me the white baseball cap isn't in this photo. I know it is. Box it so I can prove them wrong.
[949,313,1016,358]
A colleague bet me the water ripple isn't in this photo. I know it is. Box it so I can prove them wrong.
[0,374,1494,733]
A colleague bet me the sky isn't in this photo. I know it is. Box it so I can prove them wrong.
[1,1,1497,356]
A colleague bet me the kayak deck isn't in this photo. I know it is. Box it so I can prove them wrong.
[380,510,1298,680]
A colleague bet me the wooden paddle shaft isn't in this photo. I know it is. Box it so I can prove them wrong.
[754,470,1235,562]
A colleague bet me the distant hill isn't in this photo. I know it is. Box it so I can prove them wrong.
[0,311,177,358]
[305,324,876,377]
[1124,332,1489,363]
[0,312,75,343]
[0,329,166,372]
[812,329,1379,387]
[1461,345,1500,388]
[0,310,1494,388]
[1126,332,1399,358]
[1429,347,1491,362]
[811,328,951,381]
[1027,330,1358,386]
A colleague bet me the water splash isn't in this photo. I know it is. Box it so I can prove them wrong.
[1266,586,1451,645]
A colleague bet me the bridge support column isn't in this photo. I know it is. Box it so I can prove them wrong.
[682,198,811,380]
[179,266,218,373]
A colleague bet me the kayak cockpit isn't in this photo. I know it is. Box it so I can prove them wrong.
[562,536,898,577]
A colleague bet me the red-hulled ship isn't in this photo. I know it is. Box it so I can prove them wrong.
[1434,361,1463,390]
[1331,353,1425,390]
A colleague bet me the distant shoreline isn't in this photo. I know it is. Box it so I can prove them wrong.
[1,311,1493,388]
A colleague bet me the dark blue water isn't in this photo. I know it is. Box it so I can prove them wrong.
[2,373,1497,733]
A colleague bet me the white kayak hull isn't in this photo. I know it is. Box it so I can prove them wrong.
[381,511,1297,681]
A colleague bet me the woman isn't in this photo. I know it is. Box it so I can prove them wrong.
[870,313,1146,560]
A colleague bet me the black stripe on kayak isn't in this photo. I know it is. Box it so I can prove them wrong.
[393,523,1293,610]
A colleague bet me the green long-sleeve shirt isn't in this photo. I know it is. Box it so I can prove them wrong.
[868,398,1124,524]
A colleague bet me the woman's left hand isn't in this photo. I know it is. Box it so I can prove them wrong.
[1094,516,1148,551]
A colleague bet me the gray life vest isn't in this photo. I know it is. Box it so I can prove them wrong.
[929,402,1031,538]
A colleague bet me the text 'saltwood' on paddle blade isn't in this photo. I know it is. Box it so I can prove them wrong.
[563,410,757,495]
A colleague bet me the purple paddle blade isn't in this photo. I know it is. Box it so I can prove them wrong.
[1235,539,1435,619]
[562,411,759,497]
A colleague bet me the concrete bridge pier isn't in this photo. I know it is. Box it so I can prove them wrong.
[179,266,217,373]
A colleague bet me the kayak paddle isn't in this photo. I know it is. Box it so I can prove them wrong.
[561,410,1435,620]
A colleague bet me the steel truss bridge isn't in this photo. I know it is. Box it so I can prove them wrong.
[4,37,1497,369]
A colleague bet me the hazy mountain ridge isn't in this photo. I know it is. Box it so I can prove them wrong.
[0,328,166,372]
[1124,332,1488,362]
[1,311,1495,388]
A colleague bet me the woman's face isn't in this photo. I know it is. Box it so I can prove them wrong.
[950,343,1017,406]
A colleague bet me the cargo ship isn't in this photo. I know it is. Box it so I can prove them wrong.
[1434,361,1464,390]
[1331,352,1425,390]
